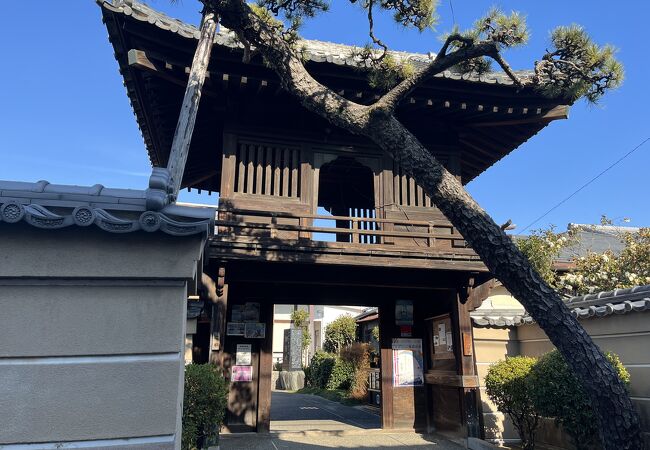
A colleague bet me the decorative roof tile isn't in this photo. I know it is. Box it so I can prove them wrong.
[98,0,533,87]
[471,285,650,326]
[0,179,214,237]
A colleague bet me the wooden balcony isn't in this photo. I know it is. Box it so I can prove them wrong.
[208,208,486,272]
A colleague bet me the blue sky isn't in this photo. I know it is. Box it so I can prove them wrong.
[0,1,648,232]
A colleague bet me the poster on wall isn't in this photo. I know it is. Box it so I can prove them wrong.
[392,338,424,387]
[395,300,414,326]
[437,322,446,345]
[231,365,253,382]
[244,323,266,339]
[242,302,261,323]
[236,344,252,366]
[231,305,244,322]
[226,322,245,336]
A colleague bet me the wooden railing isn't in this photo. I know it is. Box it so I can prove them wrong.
[214,208,475,254]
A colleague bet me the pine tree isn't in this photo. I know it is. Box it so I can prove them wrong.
[177,1,639,447]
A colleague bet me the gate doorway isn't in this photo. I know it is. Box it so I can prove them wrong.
[269,303,382,432]
[206,261,478,438]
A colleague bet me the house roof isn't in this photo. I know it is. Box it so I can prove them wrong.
[98,0,568,189]
[355,307,379,322]
[471,285,650,327]
[0,178,214,236]
[100,0,532,87]
[558,223,639,260]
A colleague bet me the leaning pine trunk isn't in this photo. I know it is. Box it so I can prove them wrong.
[364,112,643,449]
[207,2,644,447]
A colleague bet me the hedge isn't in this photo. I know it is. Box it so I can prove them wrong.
[182,364,228,450]
[529,349,630,450]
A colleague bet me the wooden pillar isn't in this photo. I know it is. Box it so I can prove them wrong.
[167,7,218,200]
[256,301,274,433]
[451,289,480,438]
[209,265,228,368]
[378,301,394,429]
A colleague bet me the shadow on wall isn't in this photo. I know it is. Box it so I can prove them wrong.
[215,198,319,264]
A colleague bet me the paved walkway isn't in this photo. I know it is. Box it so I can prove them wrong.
[270,391,380,432]
[220,432,464,449]
[220,391,463,449]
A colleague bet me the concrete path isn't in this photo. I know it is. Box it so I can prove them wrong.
[220,391,464,449]
[270,390,380,432]
[220,432,464,449]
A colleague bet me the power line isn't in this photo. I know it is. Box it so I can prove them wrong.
[518,136,650,235]
[448,0,456,26]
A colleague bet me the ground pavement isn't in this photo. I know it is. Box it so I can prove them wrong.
[220,391,463,449]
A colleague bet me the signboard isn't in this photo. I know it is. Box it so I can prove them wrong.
[231,305,243,322]
[231,365,253,382]
[236,344,252,366]
[226,322,245,336]
[232,302,260,323]
[392,338,424,387]
[395,300,413,326]
[283,328,303,370]
[242,302,260,322]
[244,323,266,339]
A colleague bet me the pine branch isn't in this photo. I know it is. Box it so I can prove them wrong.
[373,37,498,112]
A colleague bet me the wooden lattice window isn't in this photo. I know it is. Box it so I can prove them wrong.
[234,142,301,198]
[392,161,435,207]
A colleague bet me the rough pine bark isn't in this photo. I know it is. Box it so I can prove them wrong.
[208,1,643,447]
[364,113,643,449]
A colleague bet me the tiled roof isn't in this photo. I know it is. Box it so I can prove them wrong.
[471,285,650,327]
[98,0,533,87]
[0,179,214,236]
[557,224,640,260]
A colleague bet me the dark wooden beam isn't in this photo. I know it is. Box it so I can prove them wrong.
[459,139,502,161]
[128,49,220,100]
[467,105,569,127]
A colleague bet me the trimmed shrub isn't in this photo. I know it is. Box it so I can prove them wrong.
[307,351,336,388]
[529,349,630,450]
[182,364,228,450]
[485,356,539,450]
[326,358,355,390]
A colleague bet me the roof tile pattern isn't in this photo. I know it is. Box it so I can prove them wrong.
[0,179,214,236]
[472,285,650,326]
[99,0,532,87]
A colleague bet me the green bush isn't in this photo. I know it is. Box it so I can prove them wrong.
[485,356,539,450]
[303,364,312,383]
[326,358,355,390]
[307,351,336,388]
[182,364,228,450]
[529,349,630,450]
[324,315,357,354]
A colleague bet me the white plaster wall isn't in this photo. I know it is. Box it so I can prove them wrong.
[0,225,205,449]
[273,321,292,362]
[321,306,365,329]
[317,306,365,351]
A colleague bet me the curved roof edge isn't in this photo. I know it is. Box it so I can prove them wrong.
[0,179,214,237]
[472,285,650,327]
[97,0,534,87]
